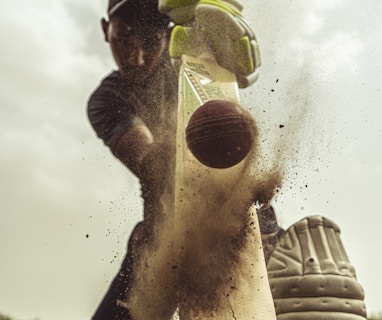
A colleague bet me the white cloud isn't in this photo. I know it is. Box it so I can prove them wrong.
[314,31,364,76]
[312,0,344,11]
[302,12,324,35]
[0,1,126,318]
[1,0,108,87]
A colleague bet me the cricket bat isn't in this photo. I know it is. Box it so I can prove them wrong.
[171,30,277,319]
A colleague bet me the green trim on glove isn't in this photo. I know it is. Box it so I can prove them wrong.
[234,36,254,75]
[162,0,198,9]
[169,26,191,58]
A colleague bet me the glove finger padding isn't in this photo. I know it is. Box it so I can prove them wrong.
[267,216,367,320]
[195,1,261,87]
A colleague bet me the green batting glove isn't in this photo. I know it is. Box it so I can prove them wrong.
[158,0,198,23]
[196,0,261,87]
[160,0,261,88]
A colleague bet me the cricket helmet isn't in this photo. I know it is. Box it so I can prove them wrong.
[107,0,170,26]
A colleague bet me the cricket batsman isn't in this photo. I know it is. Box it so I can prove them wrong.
[88,0,260,318]
[87,0,367,319]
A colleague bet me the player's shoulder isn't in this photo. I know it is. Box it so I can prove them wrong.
[90,71,124,98]
[88,71,135,110]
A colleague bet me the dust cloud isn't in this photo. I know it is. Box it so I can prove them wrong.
[118,38,327,318]
[252,61,331,206]
[122,63,327,318]
[126,113,280,319]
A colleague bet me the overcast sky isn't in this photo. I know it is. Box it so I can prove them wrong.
[0,0,381,319]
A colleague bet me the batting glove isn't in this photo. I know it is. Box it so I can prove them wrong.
[159,0,261,88]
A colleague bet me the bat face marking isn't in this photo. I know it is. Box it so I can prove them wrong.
[184,61,227,105]
[184,61,211,77]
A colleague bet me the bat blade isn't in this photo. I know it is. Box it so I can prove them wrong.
[174,54,241,180]
[173,54,277,319]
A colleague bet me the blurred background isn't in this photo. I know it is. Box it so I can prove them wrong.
[0,0,381,319]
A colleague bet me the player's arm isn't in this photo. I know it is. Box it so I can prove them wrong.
[159,0,261,88]
[114,120,154,179]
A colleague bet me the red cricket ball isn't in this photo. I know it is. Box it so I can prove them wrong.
[186,100,255,169]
